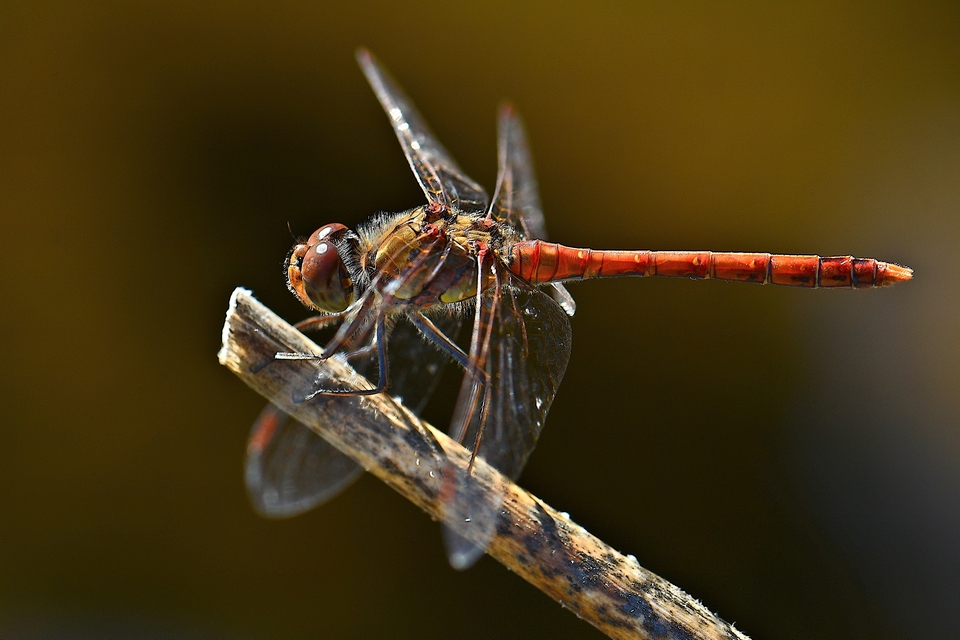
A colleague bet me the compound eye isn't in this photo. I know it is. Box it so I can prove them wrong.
[308,223,349,246]
[300,241,355,313]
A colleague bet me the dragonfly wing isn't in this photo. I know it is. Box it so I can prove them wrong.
[490,104,547,240]
[245,309,459,517]
[246,404,365,518]
[547,282,576,316]
[357,49,489,214]
[464,281,572,479]
[385,312,463,415]
[491,104,576,315]
[443,263,572,568]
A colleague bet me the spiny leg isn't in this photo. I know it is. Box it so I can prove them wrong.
[294,314,345,334]
[407,311,489,385]
[275,293,378,364]
[298,311,390,400]
[250,312,347,374]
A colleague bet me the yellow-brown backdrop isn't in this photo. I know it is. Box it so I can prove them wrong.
[2,2,958,638]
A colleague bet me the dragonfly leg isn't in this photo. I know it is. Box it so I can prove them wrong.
[407,311,489,385]
[299,312,390,401]
[278,343,378,363]
[265,313,349,367]
[342,344,377,361]
[275,294,376,364]
[249,314,347,373]
[293,313,346,334]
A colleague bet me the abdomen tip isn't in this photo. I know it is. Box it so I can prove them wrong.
[880,263,913,286]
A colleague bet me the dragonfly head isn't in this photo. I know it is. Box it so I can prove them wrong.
[286,223,359,313]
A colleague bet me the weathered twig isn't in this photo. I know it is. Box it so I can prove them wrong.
[218,287,749,640]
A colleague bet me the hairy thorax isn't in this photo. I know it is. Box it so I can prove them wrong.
[358,207,520,308]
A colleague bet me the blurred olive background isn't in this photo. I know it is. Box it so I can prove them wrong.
[2,1,958,639]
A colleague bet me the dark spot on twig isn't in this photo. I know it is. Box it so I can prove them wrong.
[379,457,402,478]
[539,562,563,579]
[521,531,544,557]
[593,603,633,630]
[571,551,605,589]
[495,516,514,539]
[621,593,671,636]
[527,500,560,555]
[620,582,701,640]
[410,474,439,501]
[402,419,443,458]
[376,456,439,501]
[512,551,530,567]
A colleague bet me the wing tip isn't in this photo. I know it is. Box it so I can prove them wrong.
[355,47,373,66]
[443,525,487,571]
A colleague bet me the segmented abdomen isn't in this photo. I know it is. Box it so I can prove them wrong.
[508,241,912,288]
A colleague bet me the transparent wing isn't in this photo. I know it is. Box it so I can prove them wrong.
[443,261,572,568]
[245,405,365,518]
[490,104,576,315]
[489,104,548,240]
[384,312,463,414]
[245,312,460,518]
[357,48,489,214]
[458,279,571,479]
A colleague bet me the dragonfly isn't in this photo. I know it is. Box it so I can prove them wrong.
[245,48,912,570]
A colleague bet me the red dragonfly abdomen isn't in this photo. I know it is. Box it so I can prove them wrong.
[508,241,912,288]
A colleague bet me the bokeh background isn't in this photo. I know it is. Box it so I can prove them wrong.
[2,2,958,638]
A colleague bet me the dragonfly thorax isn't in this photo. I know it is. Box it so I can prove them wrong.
[286,223,360,313]
[358,208,519,309]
